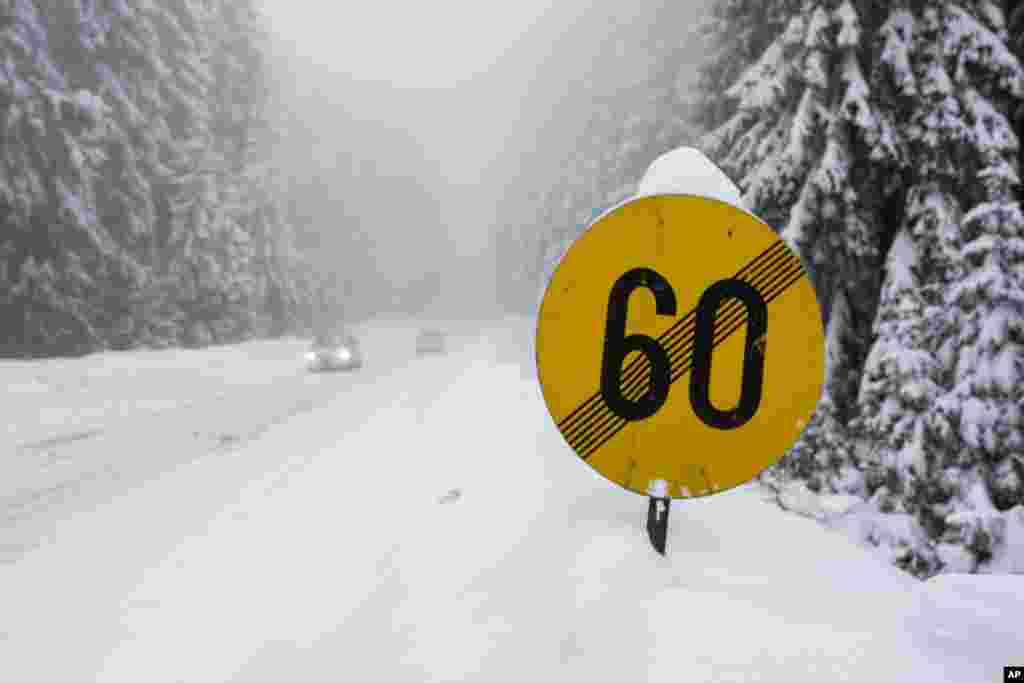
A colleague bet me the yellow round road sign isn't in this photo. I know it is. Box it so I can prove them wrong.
[536,194,825,499]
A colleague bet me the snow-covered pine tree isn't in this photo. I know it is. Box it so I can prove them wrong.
[209,0,270,173]
[0,0,301,355]
[700,0,1024,577]
[92,0,228,347]
[1009,0,1024,196]
[852,2,1023,576]
[842,6,964,567]
[0,0,133,355]
[101,0,215,348]
[199,0,302,343]
[700,1,891,493]
[181,0,281,344]
[856,226,949,576]
[938,2,1024,571]
[692,0,802,136]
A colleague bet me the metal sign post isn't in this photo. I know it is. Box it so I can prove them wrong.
[646,479,670,555]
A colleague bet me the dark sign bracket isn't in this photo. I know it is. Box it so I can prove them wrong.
[646,494,671,555]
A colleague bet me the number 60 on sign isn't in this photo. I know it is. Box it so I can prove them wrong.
[535,194,825,500]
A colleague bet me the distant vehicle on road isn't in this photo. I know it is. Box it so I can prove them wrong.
[415,328,446,356]
[306,329,363,372]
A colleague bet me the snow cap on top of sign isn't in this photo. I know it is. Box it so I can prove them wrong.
[634,147,745,212]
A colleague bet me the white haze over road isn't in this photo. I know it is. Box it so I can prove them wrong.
[0,317,1020,682]
[260,0,562,88]
[259,0,685,316]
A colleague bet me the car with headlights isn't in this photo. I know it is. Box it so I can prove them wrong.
[415,328,446,355]
[306,329,363,372]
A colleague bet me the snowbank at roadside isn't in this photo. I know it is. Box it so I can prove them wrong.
[1,315,1019,682]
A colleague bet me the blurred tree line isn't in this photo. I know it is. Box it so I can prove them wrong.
[0,0,305,357]
[495,2,708,312]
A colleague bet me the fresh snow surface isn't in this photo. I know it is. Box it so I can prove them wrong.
[634,146,745,210]
[0,317,1019,682]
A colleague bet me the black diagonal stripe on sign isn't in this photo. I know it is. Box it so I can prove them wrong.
[571,262,804,460]
[572,259,804,459]
[559,243,797,446]
[557,240,787,439]
[569,253,799,449]
[622,256,799,412]
[560,246,799,450]
[576,266,805,460]
[574,264,804,461]
[604,246,796,408]
[556,240,787,436]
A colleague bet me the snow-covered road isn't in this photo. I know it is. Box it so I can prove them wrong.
[0,317,1019,682]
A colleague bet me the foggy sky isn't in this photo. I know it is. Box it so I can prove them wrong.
[259,1,711,316]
